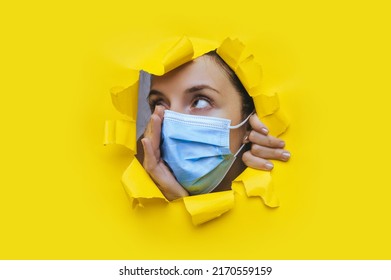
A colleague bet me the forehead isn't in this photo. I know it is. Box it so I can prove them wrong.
[151,55,229,90]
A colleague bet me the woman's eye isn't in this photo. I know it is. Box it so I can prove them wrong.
[148,99,166,111]
[192,98,211,109]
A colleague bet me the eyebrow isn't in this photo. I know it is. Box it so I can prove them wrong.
[148,84,220,98]
[148,89,164,99]
[185,85,220,94]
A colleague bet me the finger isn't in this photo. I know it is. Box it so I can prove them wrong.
[142,138,189,201]
[144,106,164,155]
[149,114,162,152]
[154,105,165,119]
[248,130,286,148]
[249,113,269,135]
[141,138,157,172]
[242,151,274,171]
[250,144,291,162]
[143,105,164,138]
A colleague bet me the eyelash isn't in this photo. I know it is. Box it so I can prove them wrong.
[148,98,166,111]
[191,95,213,109]
[148,94,214,111]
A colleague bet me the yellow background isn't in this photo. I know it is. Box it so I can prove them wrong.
[1,0,390,259]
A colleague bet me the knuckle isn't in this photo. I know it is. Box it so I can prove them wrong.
[249,114,256,125]
[248,130,256,142]
[242,151,252,164]
[274,148,282,158]
[251,144,262,155]
[142,160,155,173]
[143,163,151,172]
[267,137,274,146]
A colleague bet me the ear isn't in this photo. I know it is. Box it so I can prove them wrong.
[242,130,251,144]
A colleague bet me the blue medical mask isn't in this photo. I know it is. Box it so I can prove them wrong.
[161,110,251,195]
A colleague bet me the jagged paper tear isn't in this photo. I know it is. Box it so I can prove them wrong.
[104,36,289,225]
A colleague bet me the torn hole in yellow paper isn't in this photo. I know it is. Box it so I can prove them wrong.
[104,36,289,225]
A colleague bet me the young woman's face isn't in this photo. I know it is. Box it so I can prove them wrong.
[149,55,247,154]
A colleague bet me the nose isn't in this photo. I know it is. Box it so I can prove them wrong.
[167,101,187,114]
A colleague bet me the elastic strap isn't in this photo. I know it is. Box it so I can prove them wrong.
[229,111,254,129]
[234,143,247,157]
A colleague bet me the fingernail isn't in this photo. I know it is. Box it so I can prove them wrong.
[282,151,291,161]
[265,162,274,170]
[261,127,269,135]
[279,141,285,148]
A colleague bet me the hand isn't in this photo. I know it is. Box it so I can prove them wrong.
[242,113,291,171]
[141,106,189,201]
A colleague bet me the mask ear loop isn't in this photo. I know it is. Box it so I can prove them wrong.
[229,111,254,129]
[234,143,247,157]
[231,111,256,157]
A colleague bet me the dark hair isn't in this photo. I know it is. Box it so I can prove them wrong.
[204,50,255,117]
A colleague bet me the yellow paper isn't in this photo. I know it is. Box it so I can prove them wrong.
[162,36,194,74]
[260,108,290,137]
[252,92,280,117]
[183,191,235,225]
[2,0,391,260]
[122,157,167,204]
[236,55,263,91]
[216,37,246,70]
[235,168,279,208]
[104,119,136,152]
[141,36,195,76]
[110,81,138,120]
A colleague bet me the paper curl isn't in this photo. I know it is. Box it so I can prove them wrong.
[110,83,138,119]
[122,158,167,205]
[235,168,279,207]
[252,92,280,118]
[105,36,289,225]
[141,37,195,76]
[104,119,136,152]
[261,108,290,137]
[183,191,235,226]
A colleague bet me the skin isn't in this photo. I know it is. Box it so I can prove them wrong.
[140,55,290,201]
